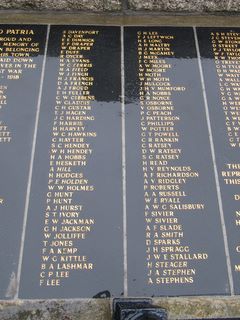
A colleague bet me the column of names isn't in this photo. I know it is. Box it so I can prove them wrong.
[137,30,208,287]
[40,29,98,287]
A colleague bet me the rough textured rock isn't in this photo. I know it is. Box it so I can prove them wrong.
[104,0,121,11]
[228,0,240,11]
[0,297,240,320]
[0,0,239,11]
[0,0,121,11]
[127,0,237,12]
[153,296,240,319]
[0,299,111,320]
[0,0,106,10]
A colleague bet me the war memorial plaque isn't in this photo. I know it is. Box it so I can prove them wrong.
[19,26,123,299]
[0,24,240,300]
[0,24,47,299]
[124,27,230,296]
[197,27,240,294]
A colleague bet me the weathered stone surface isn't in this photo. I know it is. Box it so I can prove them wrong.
[228,0,240,11]
[153,297,240,319]
[104,0,121,11]
[0,0,105,11]
[127,0,236,12]
[0,0,121,11]
[1,297,240,320]
[0,0,239,11]
[0,299,111,320]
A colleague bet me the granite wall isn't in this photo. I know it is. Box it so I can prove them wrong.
[0,0,239,13]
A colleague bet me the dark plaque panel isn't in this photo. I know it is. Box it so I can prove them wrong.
[124,26,230,296]
[19,26,123,298]
[197,27,240,294]
[0,24,47,299]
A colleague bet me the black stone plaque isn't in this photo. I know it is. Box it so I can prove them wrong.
[197,27,240,294]
[0,24,47,299]
[124,26,230,296]
[19,26,123,298]
[1,24,239,300]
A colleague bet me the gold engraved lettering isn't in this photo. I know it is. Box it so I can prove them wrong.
[0,28,41,144]
[137,30,208,286]
[39,29,99,287]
